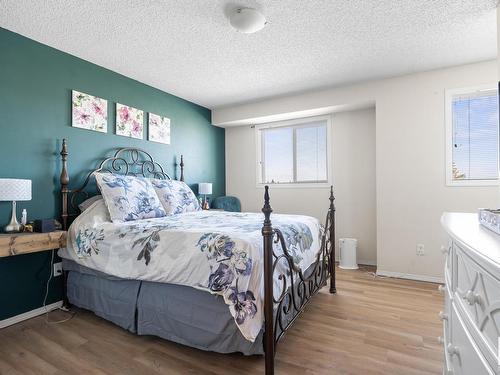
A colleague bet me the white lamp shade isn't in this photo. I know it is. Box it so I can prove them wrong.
[198,183,212,195]
[0,179,32,201]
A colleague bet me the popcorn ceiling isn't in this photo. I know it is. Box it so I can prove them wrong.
[0,0,496,108]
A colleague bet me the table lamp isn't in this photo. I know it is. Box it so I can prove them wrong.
[0,179,32,233]
[198,183,212,210]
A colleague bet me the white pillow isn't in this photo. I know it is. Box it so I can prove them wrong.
[95,173,166,222]
[78,195,102,212]
[151,179,201,214]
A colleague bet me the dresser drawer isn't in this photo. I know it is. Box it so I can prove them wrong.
[443,282,452,343]
[443,320,453,375]
[440,260,453,347]
[445,239,453,279]
[445,264,452,292]
[448,303,494,375]
[443,239,455,291]
[443,298,453,375]
[454,242,500,369]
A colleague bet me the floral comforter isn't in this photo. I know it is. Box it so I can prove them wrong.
[58,199,322,342]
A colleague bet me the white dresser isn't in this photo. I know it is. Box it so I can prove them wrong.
[441,213,500,375]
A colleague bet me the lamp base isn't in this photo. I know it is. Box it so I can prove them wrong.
[202,195,210,210]
[4,222,22,233]
[4,201,22,233]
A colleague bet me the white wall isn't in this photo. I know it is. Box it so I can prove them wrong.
[219,60,498,281]
[333,109,377,265]
[226,108,377,265]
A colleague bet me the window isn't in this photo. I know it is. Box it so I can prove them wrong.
[446,85,499,186]
[256,116,331,186]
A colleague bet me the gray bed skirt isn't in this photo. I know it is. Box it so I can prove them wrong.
[63,259,264,355]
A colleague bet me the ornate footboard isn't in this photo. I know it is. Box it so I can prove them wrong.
[261,185,336,375]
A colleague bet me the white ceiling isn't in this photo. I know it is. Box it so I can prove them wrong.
[0,0,497,109]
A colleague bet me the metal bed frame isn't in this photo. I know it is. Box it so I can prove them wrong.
[59,138,336,375]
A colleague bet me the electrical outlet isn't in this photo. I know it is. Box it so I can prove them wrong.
[416,244,425,256]
[53,262,63,277]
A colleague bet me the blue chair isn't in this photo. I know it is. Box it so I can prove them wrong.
[212,196,241,212]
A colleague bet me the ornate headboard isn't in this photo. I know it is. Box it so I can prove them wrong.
[59,138,184,230]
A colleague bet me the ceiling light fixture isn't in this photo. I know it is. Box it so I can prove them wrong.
[229,8,267,34]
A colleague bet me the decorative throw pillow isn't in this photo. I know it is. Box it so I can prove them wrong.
[151,178,200,214]
[78,195,103,212]
[95,173,166,222]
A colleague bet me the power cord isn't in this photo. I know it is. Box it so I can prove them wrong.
[365,271,390,279]
[353,264,390,279]
[43,250,75,324]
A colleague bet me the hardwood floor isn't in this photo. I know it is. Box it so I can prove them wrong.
[0,266,443,375]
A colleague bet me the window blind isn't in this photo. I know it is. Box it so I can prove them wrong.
[260,119,328,184]
[262,126,294,183]
[452,88,499,181]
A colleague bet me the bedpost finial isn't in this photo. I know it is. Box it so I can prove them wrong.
[262,185,273,224]
[60,139,69,186]
[329,185,335,213]
[61,138,68,158]
[179,154,185,182]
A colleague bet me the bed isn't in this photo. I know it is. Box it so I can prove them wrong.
[57,139,336,375]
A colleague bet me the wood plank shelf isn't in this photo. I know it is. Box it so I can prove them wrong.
[0,231,67,257]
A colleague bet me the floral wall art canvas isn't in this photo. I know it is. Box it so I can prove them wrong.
[116,103,144,139]
[148,113,171,144]
[72,90,107,132]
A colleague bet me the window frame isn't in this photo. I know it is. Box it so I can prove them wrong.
[445,84,499,187]
[255,115,333,189]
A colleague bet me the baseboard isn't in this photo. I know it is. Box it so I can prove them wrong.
[0,301,63,329]
[335,257,377,267]
[376,270,444,284]
[357,259,377,266]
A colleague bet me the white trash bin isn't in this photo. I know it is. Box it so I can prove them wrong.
[339,238,358,270]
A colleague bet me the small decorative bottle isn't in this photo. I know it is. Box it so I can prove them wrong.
[21,209,27,226]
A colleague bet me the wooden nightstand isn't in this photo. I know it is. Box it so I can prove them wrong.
[0,231,67,258]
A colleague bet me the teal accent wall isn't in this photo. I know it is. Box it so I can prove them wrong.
[0,28,225,320]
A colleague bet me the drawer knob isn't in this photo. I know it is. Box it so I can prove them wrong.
[464,290,481,306]
[438,285,445,293]
[447,343,459,356]
[439,311,448,321]
[437,336,444,344]
[441,245,450,255]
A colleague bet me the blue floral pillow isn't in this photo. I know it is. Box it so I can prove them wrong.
[95,173,166,223]
[151,179,201,214]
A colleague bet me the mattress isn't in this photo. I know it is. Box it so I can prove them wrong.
[59,199,323,342]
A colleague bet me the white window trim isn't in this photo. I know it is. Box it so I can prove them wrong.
[255,115,333,189]
[445,84,499,187]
